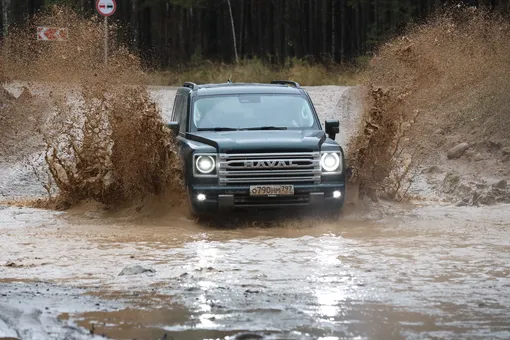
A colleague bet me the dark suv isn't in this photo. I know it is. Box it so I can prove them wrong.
[168,80,347,218]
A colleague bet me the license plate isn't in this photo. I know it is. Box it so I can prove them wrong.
[249,185,294,196]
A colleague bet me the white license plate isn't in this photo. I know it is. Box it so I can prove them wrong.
[249,185,295,196]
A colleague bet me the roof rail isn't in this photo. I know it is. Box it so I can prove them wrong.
[183,82,197,89]
[270,80,301,88]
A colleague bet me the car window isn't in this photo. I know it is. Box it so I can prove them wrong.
[171,94,181,122]
[179,93,189,133]
[192,94,317,130]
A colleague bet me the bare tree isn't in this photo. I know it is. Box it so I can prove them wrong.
[132,0,139,51]
[2,0,9,39]
[332,0,335,60]
[226,0,239,64]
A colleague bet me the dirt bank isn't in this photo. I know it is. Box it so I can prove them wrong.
[349,8,510,205]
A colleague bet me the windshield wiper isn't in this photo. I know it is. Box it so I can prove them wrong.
[197,127,239,131]
[241,126,288,130]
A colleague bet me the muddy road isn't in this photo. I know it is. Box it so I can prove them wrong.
[1,85,510,340]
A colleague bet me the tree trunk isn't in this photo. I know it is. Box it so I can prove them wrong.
[239,0,244,57]
[2,0,9,39]
[131,0,139,51]
[226,0,238,63]
[273,0,280,63]
[308,1,313,60]
[322,0,327,60]
[340,0,345,62]
[331,0,336,61]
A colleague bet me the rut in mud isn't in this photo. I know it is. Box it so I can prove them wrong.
[0,6,184,209]
[349,7,510,203]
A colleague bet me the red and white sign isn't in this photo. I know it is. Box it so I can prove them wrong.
[96,0,116,17]
[37,27,68,41]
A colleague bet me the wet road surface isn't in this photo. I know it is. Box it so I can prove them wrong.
[1,202,509,339]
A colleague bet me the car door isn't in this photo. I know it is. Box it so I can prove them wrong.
[172,90,192,181]
[178,91,189,135]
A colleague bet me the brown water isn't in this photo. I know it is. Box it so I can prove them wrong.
[1,202,509,339]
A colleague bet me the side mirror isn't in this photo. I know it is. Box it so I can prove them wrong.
[167,122,179,136]
[325,119,340,140]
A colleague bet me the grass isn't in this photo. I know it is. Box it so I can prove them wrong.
[147,58,366,87]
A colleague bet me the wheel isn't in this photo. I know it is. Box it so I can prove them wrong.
[320,200,344,220]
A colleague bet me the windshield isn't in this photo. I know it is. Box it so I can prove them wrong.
[191,94,319,131]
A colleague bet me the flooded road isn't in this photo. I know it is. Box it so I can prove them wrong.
[1,202,509,339]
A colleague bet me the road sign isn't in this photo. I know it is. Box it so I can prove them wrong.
[37,27,68,41]
[96,0,116,17]
[96,1,116,66]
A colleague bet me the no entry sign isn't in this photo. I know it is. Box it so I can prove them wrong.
[37,27,68,41]
[96,0,116,17]
[96,0,116,66]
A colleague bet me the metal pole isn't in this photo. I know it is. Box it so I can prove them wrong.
[104,16,108,66]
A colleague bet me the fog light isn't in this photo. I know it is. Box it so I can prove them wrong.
[197,193,206,202]
[333,191,342,199]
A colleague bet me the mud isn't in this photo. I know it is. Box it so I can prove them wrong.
[349,7,510,203]
[0,6,183,209]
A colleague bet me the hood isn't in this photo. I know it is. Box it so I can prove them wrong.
[186,130,327,153]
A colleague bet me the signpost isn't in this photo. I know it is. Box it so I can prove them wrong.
[37,27,68,41]
[96,0,117,66]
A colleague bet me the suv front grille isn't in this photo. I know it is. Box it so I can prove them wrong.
[218,152,321,185]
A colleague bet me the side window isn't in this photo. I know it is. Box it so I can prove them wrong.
[171,94,181,122]
[179,93,189,133]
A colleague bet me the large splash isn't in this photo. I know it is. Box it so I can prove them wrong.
[348,6,510,200]
[0,6,184,209]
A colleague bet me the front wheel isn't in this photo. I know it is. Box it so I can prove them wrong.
[319,200,344,220]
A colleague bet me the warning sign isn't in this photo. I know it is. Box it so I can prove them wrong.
[37,27,68,41]
[96,0,116,17]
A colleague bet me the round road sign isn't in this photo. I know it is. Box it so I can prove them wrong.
[96,0,117,17]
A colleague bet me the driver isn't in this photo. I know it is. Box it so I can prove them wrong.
[283,99,304,127]
[195,99,215,128]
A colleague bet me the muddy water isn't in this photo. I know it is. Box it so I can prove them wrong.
[1,202,510,339]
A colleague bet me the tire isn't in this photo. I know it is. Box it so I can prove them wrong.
[321,200,344,220]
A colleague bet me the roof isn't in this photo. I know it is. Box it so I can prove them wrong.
[182,81,305,97]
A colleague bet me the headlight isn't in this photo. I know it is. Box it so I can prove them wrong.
[195,155,216,174]
[321,152,342,173]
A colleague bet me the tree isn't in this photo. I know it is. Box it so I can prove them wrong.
[226,0,238,64]
[3,0,510,67]
[2,0,9,39]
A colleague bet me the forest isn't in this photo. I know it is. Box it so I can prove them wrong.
[1,0,510,69]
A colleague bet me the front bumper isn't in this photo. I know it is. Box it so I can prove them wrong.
[189,183,345,210]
